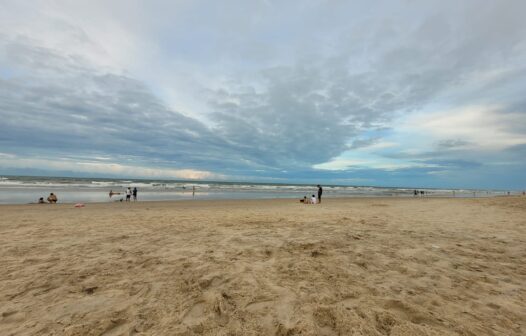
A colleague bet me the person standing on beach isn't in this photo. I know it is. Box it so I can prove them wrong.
[126,187,132,202]
[317,185,323,203]
[133,187,138,201]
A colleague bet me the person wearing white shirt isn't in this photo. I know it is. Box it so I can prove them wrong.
[310,195,317,204]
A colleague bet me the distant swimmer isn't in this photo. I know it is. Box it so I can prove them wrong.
[47,193,57,204]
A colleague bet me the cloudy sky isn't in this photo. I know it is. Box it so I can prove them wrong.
[1,0,525,189]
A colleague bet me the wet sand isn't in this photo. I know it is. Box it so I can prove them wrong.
[1,197,525,335]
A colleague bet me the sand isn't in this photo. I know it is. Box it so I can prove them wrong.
[0,197,525,335]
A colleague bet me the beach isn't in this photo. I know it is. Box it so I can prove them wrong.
[1,197,525,335]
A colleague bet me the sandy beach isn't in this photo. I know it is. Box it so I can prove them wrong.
[0,197,525,335]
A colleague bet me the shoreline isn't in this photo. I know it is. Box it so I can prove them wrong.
[1,176,518,206]
[0,194,524,207]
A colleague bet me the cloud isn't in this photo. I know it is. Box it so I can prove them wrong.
[0,36,243,174]
[437,139,472,149]
[313,158,435,172]
[0,0,525,188]
[403,105,526,150]
[0,154,221,180]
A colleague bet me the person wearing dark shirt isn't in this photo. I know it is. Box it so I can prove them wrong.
[317,185,323,203]
[133,187,138,201]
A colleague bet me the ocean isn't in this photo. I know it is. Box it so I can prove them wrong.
[0,175,511,204]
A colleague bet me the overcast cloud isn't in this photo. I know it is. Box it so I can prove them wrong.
[0,0,525,188]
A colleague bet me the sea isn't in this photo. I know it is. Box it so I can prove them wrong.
[0,175,513,205]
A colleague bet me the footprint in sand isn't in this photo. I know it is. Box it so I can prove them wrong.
[100,319,132,336]
[1,310,26,323]
[182,302,207,326]
[245,300,274,313]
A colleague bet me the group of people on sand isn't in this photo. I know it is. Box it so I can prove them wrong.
[37,192,58,204]
[300,185,323,204]
[109,187,138,202]
[413,190,426,196]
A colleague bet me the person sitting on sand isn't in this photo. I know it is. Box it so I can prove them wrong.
[311,194,317,204]
[38,197,45,204]
[300,196,308,203]
[47,193,57,203]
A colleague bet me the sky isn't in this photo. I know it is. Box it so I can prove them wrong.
[0,0,525,189]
